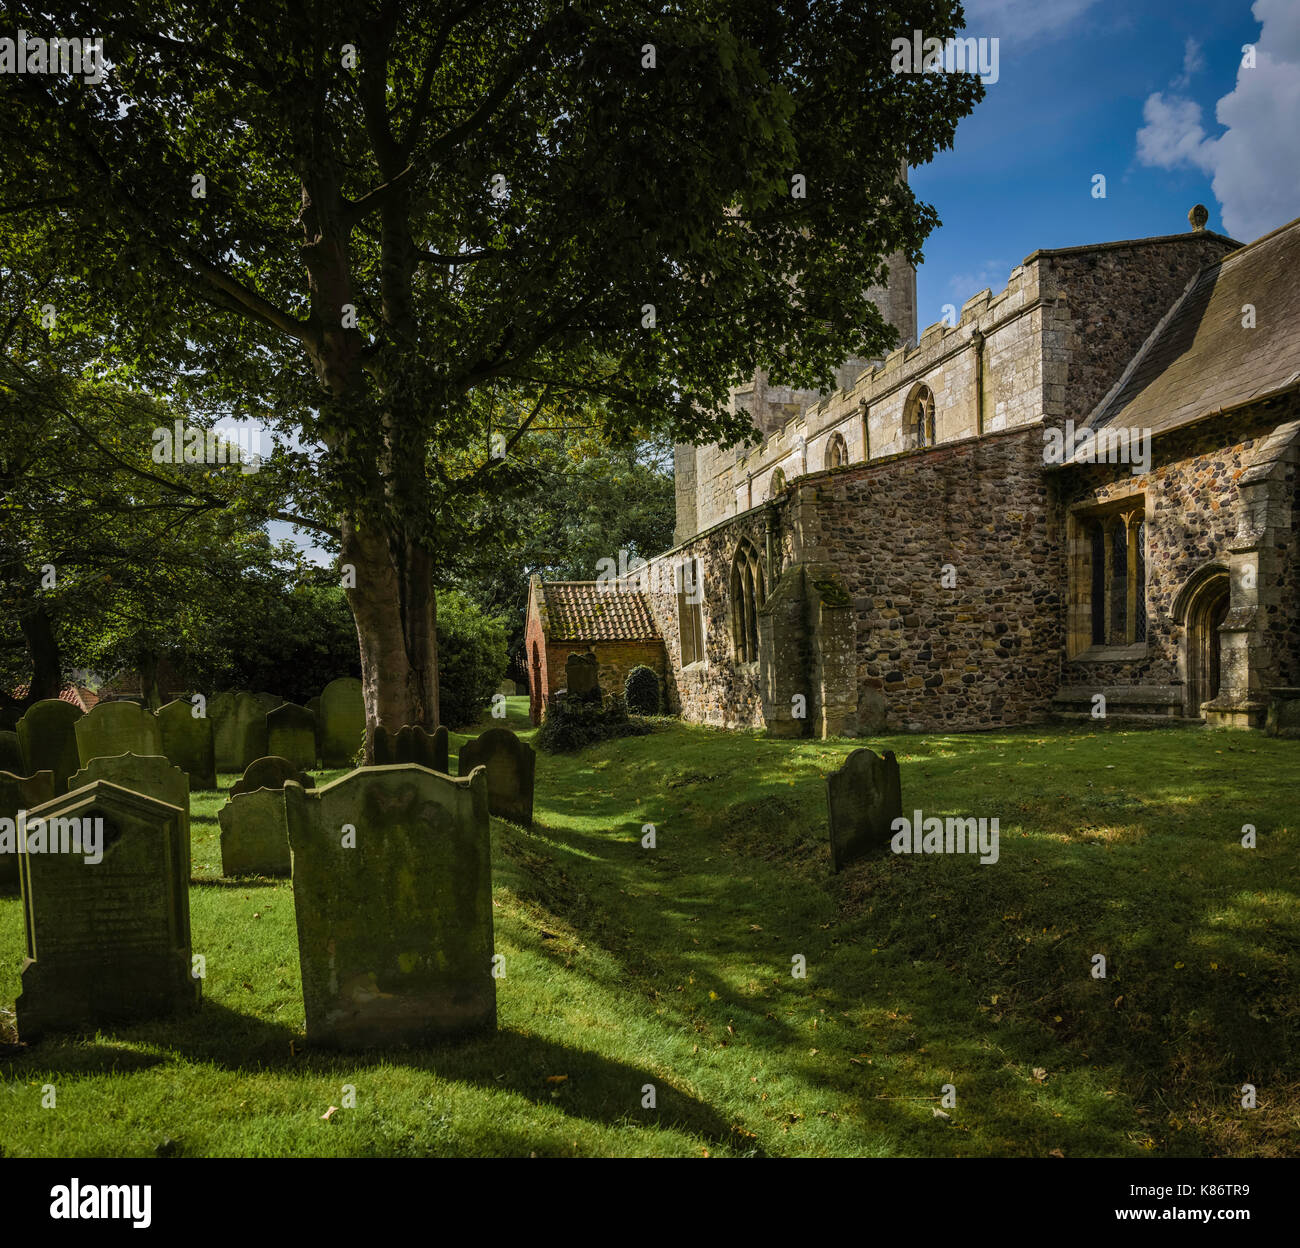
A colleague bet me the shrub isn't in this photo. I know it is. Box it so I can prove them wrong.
[537,692,651,754]
[436,591,509,729]
[623,664,661,715]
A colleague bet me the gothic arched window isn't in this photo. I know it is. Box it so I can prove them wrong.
[729,538,765,664]
[906,384,936,448]
[825,432,848,469]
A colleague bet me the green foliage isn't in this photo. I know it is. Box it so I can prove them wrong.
[537,692,651,754]
[436,591,508,730]
[623,665,662,715]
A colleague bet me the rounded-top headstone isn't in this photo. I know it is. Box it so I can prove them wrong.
[156,698,218,790]
[75,700,163,769]
[16,699,84,795]
[266,702,317,772]
[458,727,535,827]
[0,768,56,888]
[319,678,365,768]
[230,755,316,798]
[564,652,601,701]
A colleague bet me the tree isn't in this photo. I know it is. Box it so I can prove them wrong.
[2,0,981,756]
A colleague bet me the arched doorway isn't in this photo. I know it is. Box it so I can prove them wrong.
[1177,567,1231,718]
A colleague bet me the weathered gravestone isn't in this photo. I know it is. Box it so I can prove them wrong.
[70,754,191,852]
[16,699,83,795]
[306,696,323,762]
[266,703,317,772]
[0,770,55,890]
[319,678,365,768]
[825,747,903,872]
[373,724,449,773]
[0,730,23,774]
[209,691,240,775]
[458,727,535,827]
[230,692,276,772]
[218,788,291,877]
[156,698,217,790]
[229,755,315,798]
[564,652,601,701]
[74,700,163,768]
[283,764,496,1048]
[15,781,199,1039]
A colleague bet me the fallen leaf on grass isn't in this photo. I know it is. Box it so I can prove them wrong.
[1032,1067,1048,1083]
[546,1075,568,1084]
[933,1108,951,1121]
[321,1106,338,1121]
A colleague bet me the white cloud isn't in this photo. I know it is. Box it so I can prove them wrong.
[1173,37,1205,88]
[1135,0,1300,241]
[960,0,1099,43]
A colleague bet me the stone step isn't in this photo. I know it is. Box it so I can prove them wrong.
[1049,711,1202,729]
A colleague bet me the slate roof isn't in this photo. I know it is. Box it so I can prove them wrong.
[540,580,661,642]
[1075,216,1300,451]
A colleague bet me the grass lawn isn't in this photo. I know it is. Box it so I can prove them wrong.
[1,697,1296,1157]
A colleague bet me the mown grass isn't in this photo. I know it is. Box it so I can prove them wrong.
[1,698,1296,1157]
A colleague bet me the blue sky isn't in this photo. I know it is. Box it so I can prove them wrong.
[912,0,1299,334]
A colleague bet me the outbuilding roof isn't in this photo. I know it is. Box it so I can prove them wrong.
[536,580,661,642]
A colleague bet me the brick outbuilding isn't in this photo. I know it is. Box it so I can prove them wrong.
[524,576,667,724]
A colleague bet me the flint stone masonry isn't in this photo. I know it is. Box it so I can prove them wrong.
[373,724,449,773]
[458,727,535,827]
[219,787,291,877]
[70,753,191,851]
[16,780,199,1039]
[283,764,496,1049]
[156,699,217,790]
[230,755,315,798]
[0,770,55,889]
[319,678,365,768]
[0,730,23,773]
[74,700,163,768]
[17,699,84,794]
[825,748,903,871]
[266,702,317,772]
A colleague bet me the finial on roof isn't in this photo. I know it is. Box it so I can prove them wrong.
[1189,204,1209,232]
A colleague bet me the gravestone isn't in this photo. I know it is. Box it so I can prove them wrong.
[156,699,217,790]
[218,788,291,877]
[565,652,601,701]
[319,677,365,768]
[283,764,495,1048]
[15,780,199,1039]
[75,700,163,768]
[209,691,240,775]
[458,727,535,827]
[825,747,903,872]
[0,770,55,890]
[373,724,449,773]
[307,696,323,760]
[70,753,191,851]
[230,692,273,772]
[229,755,315,798]
[16,699,83,794]
[0,730,23,773]
[267,702,317,771]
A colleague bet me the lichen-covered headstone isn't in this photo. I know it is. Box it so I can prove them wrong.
[0,730,23,774]
[565,652,601,701]
[825,747,903,872]
[16,780,199,1039]
[70,753,191,852]
[230,692,273,772]
[0,770,55,890]
[458,727,535,827]
[283,764,496,1048]
[16,699,83,795]
[373,724,449,773]
[229,755,315,798]
[74,700,163,768]
[218,788,291,877]
[319,677,364,768]
[156,699,217,790]
[267,702,317,772]
[208,692,239,775]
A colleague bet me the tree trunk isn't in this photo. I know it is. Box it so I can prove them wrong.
[21,604,62,704]
[341,515,439,762]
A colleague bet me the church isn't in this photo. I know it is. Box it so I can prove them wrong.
[527,207,1300,737]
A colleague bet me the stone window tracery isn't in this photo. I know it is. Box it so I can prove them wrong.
[729,538,765,664]
[825,432,848,469]
[906,384,936,448]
